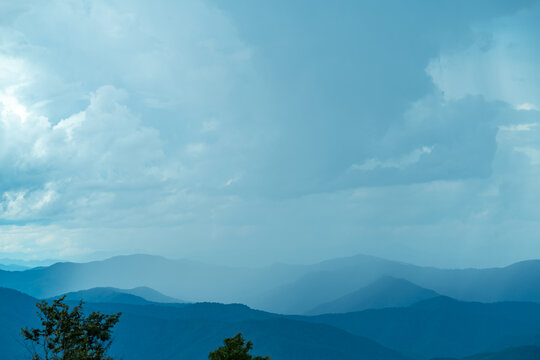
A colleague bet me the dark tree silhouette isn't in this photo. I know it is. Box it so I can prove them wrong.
[21,296,121,360]
[209,332,270,360]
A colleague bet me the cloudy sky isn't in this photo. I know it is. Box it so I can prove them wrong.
[1,0,540,267]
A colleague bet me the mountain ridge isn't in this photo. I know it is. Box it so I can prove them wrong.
[299,295,540,359]
[307,276,439,315]
[4,253,540,314]
[50,286,181,305]
[0,287,409,360]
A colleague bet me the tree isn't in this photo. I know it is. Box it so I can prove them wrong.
[21,296,121,360]
[209,333,270,360]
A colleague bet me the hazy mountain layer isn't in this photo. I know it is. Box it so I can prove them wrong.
[250,255,540,313]
[307,277,439,315]
[125,286,181,303]
[0,263,29,271]
[52,286,181,305]
[3,254,540,314]
[0,254,308,304]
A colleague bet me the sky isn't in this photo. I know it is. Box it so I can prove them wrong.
[0,0,540,268]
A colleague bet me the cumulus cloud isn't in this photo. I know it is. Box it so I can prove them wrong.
[0,86,165,222]
[3,0,254,117]
[427,2,540,108]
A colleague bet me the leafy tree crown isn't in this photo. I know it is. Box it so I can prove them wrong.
[209,332,270,360]
[21,296,121,360]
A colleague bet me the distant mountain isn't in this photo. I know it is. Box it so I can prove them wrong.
[0,258,60,269]
[433,346,540,360]
[299,296,540,359]
[53,286,182,305]
[0,263,29,271]
[307,277,439,315]
[5,253,540,314]
[0,287,408,360]
[125,286,181,303]
[249,255,540,314]
[54,287,152,305]
[0,254,309,305]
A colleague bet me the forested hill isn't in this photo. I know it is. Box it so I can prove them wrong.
[0,287,408,360]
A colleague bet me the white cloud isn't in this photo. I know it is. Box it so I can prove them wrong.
[499,123,539,132]
[186,143,208,157]
[426,4,540,108]
[0,185,57,220]
[350,146,433,172]
[516,102,539,111]
[0,0,260,260]
[223,175,242,187]
[0,224,90,258]
[0,86,166,222]
[2,0,253,115]
[514,146,540,165]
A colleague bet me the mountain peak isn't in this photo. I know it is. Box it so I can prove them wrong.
[307,276,439,315]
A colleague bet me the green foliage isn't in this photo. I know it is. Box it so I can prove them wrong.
[21,296,121,360]
[209,333,270,360]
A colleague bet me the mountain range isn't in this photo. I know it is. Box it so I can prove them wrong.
[2,254,540,359]
[3,253,540,314]
[249,255,540,313]
[3,284,540,359]
[0,287,408,360]
[298,296,540,359]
